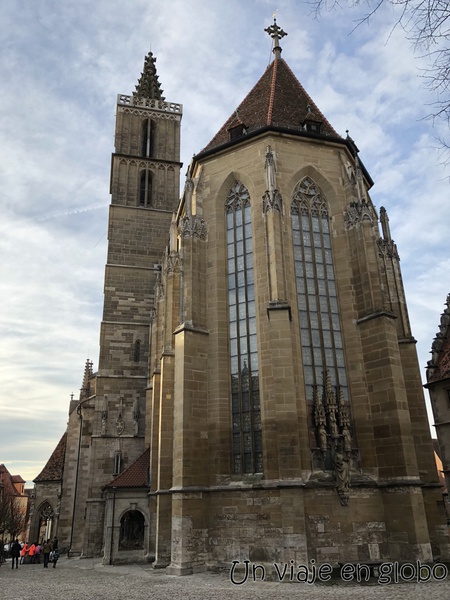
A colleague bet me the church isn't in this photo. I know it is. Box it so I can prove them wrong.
[29,19,450,572]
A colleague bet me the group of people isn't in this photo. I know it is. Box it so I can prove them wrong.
[10,536,59,569]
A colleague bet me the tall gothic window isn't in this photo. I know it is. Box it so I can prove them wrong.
[291,177,348,402]
[139,170,153,207]
[227,181,263,475]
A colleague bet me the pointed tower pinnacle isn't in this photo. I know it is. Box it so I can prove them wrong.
[265,15,288,60]
[133,51,165,101]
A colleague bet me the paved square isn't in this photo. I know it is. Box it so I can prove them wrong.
[1,558,449,600]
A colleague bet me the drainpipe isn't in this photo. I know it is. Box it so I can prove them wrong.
[68,401,83,557]
[109,488,116,565]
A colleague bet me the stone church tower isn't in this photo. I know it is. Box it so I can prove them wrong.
[55,53,182,557]
[34,20,449,569]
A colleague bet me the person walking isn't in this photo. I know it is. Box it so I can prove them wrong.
[28,542,36,564]
[10,540,21,569]
[51,546,59,568]
[42,540,52,568]
[19,542,28,565]
[35,542,41,564]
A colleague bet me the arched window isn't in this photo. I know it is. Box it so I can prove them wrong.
[139,171,153,207]
[291,177,349,404]
[118,510,145,551]
[226,181,262,475]
[141,119,156,158]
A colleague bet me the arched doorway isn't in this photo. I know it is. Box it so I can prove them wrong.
[118,510,144,551]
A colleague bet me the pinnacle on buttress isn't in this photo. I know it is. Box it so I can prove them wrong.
[80,358,93,400]
[133,51,165,101]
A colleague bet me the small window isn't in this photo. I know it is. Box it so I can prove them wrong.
[113,450,122,476]
[134,340,141,362]
[229,124,247,141]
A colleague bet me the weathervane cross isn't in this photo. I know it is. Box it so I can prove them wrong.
[265,14,287,59]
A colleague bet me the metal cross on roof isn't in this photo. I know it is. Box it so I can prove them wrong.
[264,17,288,59]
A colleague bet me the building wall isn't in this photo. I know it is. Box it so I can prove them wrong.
[149,131,450,573]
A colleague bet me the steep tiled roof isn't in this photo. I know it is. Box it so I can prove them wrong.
[11,475,25,483]
[427,294,450,384]
[106,447,150,489]
[33,432,67,482]
[200,58,340,155]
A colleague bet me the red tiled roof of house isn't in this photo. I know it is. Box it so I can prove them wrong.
[199,57,340,155]
[106,447,150,488]
[0,464,21,497]
[33,432,67,482]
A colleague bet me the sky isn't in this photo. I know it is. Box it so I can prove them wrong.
[0,0,449,486]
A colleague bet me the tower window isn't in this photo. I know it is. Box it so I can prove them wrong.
[134,340,141,362]
[113,450,122,476]
[226,181,262,475]
[139,171,153,207]
[141,118,156,157]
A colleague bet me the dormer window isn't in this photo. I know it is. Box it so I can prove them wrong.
[229,124,247,141]
[303,120,322,134]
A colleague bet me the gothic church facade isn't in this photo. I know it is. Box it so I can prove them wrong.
[31,21,450,571]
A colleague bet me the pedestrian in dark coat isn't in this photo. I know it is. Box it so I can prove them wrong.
[10,540,21,569]
[42,540,52,568]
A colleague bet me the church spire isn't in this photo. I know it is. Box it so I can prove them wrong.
[133,51,165,101]
[264,15,287,60]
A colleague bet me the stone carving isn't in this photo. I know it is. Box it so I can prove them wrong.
[262,145,283,213]
[133,398,139,437]
[377,238,399,260]
[334,442,351,505]
[313,371,354,505]
[116,397,125,436]
[101,395,108,437]
[344,199,375,229]
[162,250,180,275]
[180,215,207,240]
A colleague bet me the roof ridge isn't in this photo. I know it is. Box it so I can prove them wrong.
[279,59,339,137]
[267,58,278,125]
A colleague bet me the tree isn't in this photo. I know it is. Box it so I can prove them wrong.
[0,491,25,543]
[307,1,450,132]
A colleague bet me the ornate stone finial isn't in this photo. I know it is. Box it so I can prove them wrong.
[133,52,165,100]
[379,206,392,241]
[264,16,287,60]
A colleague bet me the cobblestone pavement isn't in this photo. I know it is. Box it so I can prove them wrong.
[1,557,449,600]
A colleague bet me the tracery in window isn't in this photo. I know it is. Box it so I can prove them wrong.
[227,181,262,475]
